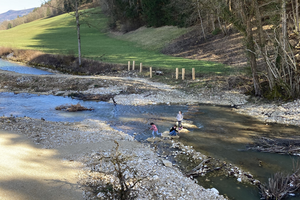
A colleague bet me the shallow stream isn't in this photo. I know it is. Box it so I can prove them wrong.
[1,60,300,199]
[0,59,53,75]
[2,92,300,199]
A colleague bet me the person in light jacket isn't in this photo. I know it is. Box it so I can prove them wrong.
[176,111,183,128]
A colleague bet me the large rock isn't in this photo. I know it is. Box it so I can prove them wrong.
[182,121,198,129]
[161,131,180,139]
[162,159,173,167]
[179,128,190,133]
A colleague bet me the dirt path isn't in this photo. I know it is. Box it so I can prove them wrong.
[0,130,83,200]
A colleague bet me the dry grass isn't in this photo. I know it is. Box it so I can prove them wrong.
[0,47,12,56]
[0,48,126,75]
[13,49,43,61]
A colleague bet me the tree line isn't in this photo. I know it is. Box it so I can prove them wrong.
[100,0,300,99]
[0,0,96,31]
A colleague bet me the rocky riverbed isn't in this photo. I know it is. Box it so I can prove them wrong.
[0,69,229,199]
[0,116,226,200]
[1,67,300,199]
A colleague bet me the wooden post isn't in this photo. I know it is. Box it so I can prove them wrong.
[133,60,135,70]
[182,68,185,80]
[140,63,143,72]
[150,67,152,78]
[128,61,130,71]
[176,68,179,79]
[192,68,195,80]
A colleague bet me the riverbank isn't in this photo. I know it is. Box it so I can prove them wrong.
[0,69,248,106]
[1,64,300,199]
[0,116,226,200]
[0,62,234,199]
[0,129,83,200]
[1,66,299,127]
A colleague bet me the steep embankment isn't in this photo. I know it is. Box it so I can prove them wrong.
[162,27,247,67]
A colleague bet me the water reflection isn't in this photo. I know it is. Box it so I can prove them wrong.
[2,92,300,199]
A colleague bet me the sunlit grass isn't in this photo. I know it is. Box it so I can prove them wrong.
[0,8,232,74]
[111,26,192,52]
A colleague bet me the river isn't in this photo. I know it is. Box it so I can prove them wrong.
[1,59,300,200]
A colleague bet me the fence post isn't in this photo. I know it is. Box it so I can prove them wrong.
[133,60,135,70]
[176,68,179,79]
[128,61,130,71]
[150,67,152,78]
[192,68,195,80]
[182,68,185,80]
[140,63,143,72]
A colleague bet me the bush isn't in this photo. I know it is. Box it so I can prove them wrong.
[82,141,143,200]
[212,28,222,35]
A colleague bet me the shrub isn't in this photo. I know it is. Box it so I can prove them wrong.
[82,141,143,200]
[212,28,222,35]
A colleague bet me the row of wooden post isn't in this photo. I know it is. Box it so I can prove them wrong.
[176,68,195,80]
[128,61,195,80]
[128,61,143,72]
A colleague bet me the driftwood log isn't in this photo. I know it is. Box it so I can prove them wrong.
[185,158,211,177]
[69,93,115,101]
[259,171,300,200]
[55,103,94,112]
[248,137,300,156]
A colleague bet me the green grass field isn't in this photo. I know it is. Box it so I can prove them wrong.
[0,9,232,74]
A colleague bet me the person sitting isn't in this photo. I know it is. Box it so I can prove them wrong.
[169,125,178,136]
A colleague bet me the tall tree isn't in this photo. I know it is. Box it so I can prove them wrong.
[47,0,95,66]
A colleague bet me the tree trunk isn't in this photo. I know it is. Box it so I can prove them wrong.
[217,16,225,34]
[246,20,261,96]
[75,0,82,66]
[211,14,216,30]
[297,0,299,32]
[254,0,275,90]
[242,0,261,96]
[196,0,206,39]
[282,0,292,87]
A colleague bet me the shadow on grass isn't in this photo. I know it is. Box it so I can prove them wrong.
[27,12,233,75]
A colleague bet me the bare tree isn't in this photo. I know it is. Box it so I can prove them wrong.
[46,0,98,66]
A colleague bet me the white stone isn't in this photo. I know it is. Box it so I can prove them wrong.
[162,160,173,167]
[210,188,219,195]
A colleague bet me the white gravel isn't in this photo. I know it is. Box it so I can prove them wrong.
[0,117,227,200]
[3,69,300,200]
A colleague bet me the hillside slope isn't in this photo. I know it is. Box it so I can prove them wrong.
[0,10,231,74]
[162,28,247,67]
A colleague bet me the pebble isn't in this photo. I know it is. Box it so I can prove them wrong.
[0,116,227,200]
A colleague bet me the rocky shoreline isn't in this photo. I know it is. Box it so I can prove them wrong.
[0,116,226,200]
[0,69,229,199]
[1,66,300,199]
[2,68,300,128]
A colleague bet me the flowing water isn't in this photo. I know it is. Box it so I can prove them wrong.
[1,92,300,199]
[1,59,300,199]
[0,59,53,75]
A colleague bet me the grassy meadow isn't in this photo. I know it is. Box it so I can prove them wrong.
[0,9,232,74]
